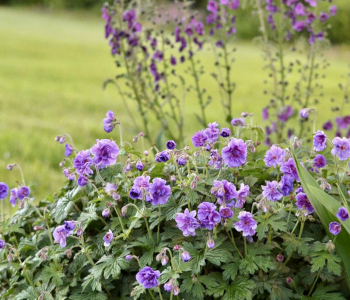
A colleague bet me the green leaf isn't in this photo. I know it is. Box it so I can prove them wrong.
[78,204,99,230]
[292,149,350,285]
[222,262,240,281]
[40,263,64,286]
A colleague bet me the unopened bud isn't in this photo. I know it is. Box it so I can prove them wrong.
[38,293,44,300]
[59,136,66,144]
[7,253,13,262]
[59,160,65,167]
[192,274,198,283]
[170,175,176,182]
[34,226,45,231]
[125,255,132,261]
[325,240,335,253]
[139,132,145,137]
[173,244,180,251]
[144,150,149,156]
[132,136,139,143]
[207,238,215,249]
[276,254,284,262]
[190,180,197,190]
[121,206,128,217]
[173,286,180,295]
[7,164,15,170]
[286,277,292,284]
[130,288,137,297]
[77,227,83,237]
[184,146,190,151]
[161,255,169,266]
[65,249,72,259]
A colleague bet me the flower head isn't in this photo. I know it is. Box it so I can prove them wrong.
[64,221,76,233]
[277,106,293,122]
[103,229,114,247]
[0,239,5,249]
[91,139,119,168]
[135,160,144,171]
[295,193,314,214]
[65,144,74,157]
[103,110,117,133]
[264,145,285,168]
[329,222,341,235]
[17,186,30,200]
[279,175,294,197]
[222,138,247,168]
[53,225,69,248]
[231,118,244,126]
[130,176,151,200]
[220,128,231,137]
[197,202,221,230]
[175,209,200,236]
[211,180,237,207]
[313,154,327,169]
[323,120,333,131]
[331,137,350,161]
[155,150,171,163]
[236,183,250,208]
[234,211,257,236]
[73,150,93,176]
[219,206,233,219]
[166,140,176,150]
[281,158,299,181]
[136,266,160,289]
[299,108,310,118]
[0,182,9,200]
[205,122,220,143]
[313,131,327,152]
[177,156,187,166]
[9,188,17,207]
[262,107,269,120]
[262,181,283,201]
[147,178,171,205]
[181,251,191,262]
[77,176,88,187]
[191,130,208,147]
[336,207,349,221]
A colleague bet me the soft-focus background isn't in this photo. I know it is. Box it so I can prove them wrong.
[1,0,350,213]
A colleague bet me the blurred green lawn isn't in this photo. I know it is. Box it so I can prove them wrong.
[0,7,349,213]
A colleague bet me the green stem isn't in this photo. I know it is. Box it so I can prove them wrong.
[229,230,243,259]
[157,204,161,244]
[148,290,156,300]
[114,206,125,233]
[244,237,248,257]
[157,286,164,300]
[308,268,322,297]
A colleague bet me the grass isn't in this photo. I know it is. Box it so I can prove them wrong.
[0,7,349,214]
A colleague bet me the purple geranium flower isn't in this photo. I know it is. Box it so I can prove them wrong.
[135,160,144,171]
[65,144,74,157]
[0,239,4,249]
[330,5,337,16]
[331,137,350,161]
[281,158,299,181]
[262,107,269,120]
[197,202,221,230]
[17,186,30,200]
[103,110,117,133]
[313,131,327,152]
[219,206,233,219]
[207,0,218,14]
[313,154,327,168]
[262,181,283,201]
[329,222,341,235]
[234,211,257,236]
[91,139,119,168]
[181,251,191,262]
[175,208,200,236]
[191,130,208,147]
[211,180,237,207]
[319,12,329,23]
[295,193,314,214]
[9,188,17,207]
[136,266,160,289]
[73,150,93,176]
[231,118,244,126]
[277,106,293,122]
[279,175,294,197]
[64,220,76,233]
[147,178,171,205]
[177,156,187,166]
[220,128,231,137]
[336,207,349,221]
[53,225,69,248]
[103,229,114,247]
[222,138,247,168]
[264,145,285,168]
[0,182,9,200]
[323,120,333,131]
[130,176,151,200]
[77,175,88,187]
[155,150,171,162]
[205,122,220,143]
[104,183,120,200]
[166,140,176,150]
[235,183,250,208]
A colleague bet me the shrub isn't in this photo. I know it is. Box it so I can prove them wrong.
[1,114,350,299]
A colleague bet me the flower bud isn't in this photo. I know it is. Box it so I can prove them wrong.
[170,175,176,182]
[173,244,180,251]
[161,255,169,266]
[121,206,128,217]
[173,286,180,295]
[325,240,335,253]
[164,281,172,292]
[38,293,44,300]
[286,277,292,284]
[59,136,66,144]
[77,227,83,237]
[190,180,197,190]
[139,132,145,137]
[184,146,190,151]
[207,238,215,249]
[55,136,60,142]
[181,251,191,262]
[130,288,137,297]
[7,253,13,262]
[276,254,284,262]
[6,164,15,170]
[65,249,72,259]
[125,255,132,261]
[132,136,139,143]
[192,274,198,283]
[59,160,65,167]
[135,160,144,171]
[34,226,45,231]
[144,150,149,156]
[102,208,111,218]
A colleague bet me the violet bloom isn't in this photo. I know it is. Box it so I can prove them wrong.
[294,2,305,16]
[135,160,144,171]
[91,139,119,168]
[281,158,299,182]
[262,181,283,201]
[319,12,329,23]
[181,251,191,262]
[155,150,171,162]
[191,130,208,147]
[331,137,350,161]
[235,183,250,208]
[207,238,215,249]
[295,193,314,214]
[205,122,220,143]
[264,145,285,168]
[175,208,200,236]
[129,176,150,200]
[73,150,93,176]
[64,220,76,233]
[102,208,111,218]
[136,266,160,289]
[0,182,9,200]
[279,175,294,197]
[77,176,88,187]
[231,118,244,126]
[330,5,337,16]
[53,225,69,247]
[234,211,257,237]
[336,207,349,221]
[0,239,4,249]
[313,131,327,152]
[65,144,74,157]
[329,222,341,235]
[292,21,306,32]
[220,128,231,137]
[211,180,237,207]
[164,282,172,292]
[147,178,171,205]
[170,56,177,66]
[197,202,221,230]
[17,186,30,200]
[9,188,17,207]
[103,229,114,247]
[177,156,187,166]
[222,138,247,168]
[103,110,117,133]
[299,108,310,118]
[277,106,293,122]
[262,107,269,120]
[335,117,349,130]
[219,206,233,219]
[313,155,327,169]
[104,183,120,201]
[166,140,176,150]
[207,0,218,14]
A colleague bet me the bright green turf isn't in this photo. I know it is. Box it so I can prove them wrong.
[0,7,349,214]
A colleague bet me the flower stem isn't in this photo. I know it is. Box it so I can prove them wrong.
[114,206,125,233]
[157,286,164,300]
[308,268,322,297]
[243,237,248,257]
[157,204,161,244]
[228,230,243,259]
